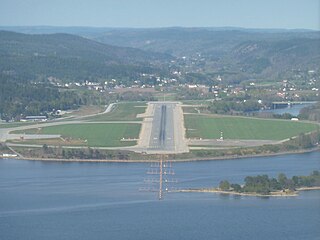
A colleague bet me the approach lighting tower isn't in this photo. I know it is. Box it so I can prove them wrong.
[141,155,177,200]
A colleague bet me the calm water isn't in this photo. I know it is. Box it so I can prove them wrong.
[258,103,315,116]
[0,152,320,240]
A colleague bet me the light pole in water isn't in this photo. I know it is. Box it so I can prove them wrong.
[141,154,176,200]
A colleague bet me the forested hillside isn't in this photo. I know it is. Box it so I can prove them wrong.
[0,31,171,81]
[0,30,173,120]
[90,28,320,77]
[1,27,319,81]
[0,74,80,120]
[0,28,319,119]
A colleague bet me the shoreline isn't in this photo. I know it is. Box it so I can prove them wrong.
[296,186,320,191]
[1,147,319,163]
[177,186,320,197]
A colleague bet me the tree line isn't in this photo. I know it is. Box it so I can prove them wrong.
[219,171,320,195]
[0,74,86,121]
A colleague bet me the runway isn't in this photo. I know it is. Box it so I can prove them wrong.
[148,103,174,151]
[136,102,189,154]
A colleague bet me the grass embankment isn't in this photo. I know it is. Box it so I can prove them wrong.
[64,105,104,118]
[83,102,146,121]
[185,114,318,140]
[13,123,141,147]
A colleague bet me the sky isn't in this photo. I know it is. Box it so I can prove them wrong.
[0,0,319,30]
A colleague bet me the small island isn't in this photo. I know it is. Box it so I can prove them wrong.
[180,171,320,197]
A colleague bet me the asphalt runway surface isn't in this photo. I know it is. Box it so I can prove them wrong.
[148,103,175,152]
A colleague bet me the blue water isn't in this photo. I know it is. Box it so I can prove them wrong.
[0,152,320,240]
[258,103,315,116]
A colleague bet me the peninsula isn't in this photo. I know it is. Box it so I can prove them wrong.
[179,171,320,197]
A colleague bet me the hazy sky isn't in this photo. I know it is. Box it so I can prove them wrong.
[0,0,319,30]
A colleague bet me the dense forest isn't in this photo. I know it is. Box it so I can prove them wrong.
[0,30,172,120]
[299,102,320,122]
[0,74,83,120]
[0,31,170,82]
[207,100,262,114]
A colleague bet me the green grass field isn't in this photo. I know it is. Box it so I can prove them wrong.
[16,123,141,147]
[185,115,319,140]
[84,102,146,121]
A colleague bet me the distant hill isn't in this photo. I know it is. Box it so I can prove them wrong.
[76,27,319,55]
[78,27,320,77]
[0,27,319,81]
[230,38,320,74]
[0,30,171,81]
[0,30,174,119]
[1,26,318,53]
[0,27,319,119]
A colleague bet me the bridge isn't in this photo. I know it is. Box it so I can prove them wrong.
[272,101,316,109]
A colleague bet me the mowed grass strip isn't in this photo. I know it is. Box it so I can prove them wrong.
[84,102,146,121]
[185,115,319,140]
[18,123,141,147]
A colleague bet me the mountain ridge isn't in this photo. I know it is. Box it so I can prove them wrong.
[0,30,171,81]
